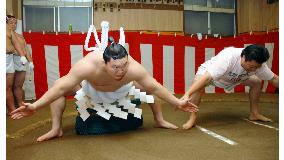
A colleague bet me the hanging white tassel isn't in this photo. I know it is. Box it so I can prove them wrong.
[118,27,125,46]
[84,25,101,52]
[93,25,101,50]
[84,25,94,51]
[84,21,126,52]
[100,21,109,51]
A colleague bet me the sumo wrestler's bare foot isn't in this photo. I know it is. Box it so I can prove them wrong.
[249,113,273,122]
[154,119,178,129]
[37,129,63,142]
[182,117,196,130]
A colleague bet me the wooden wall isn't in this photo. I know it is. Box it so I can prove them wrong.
[237,0,278,34]
[94,9,183,31]
[6,0,22,19]
[6,0,13,15]
[7,0,279,33]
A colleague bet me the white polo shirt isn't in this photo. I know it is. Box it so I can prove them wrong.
[196,47,274,90]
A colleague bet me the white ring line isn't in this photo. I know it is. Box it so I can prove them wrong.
[196,125,238,145]
[242,118,279,131]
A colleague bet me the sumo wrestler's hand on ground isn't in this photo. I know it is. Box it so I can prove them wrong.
[11,103,36,119]
[176,98,199,112]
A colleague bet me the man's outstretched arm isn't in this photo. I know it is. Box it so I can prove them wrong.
[269,74,279,88]
[134,65,198,112]
[184,71,213,97]
[11,59,89,119]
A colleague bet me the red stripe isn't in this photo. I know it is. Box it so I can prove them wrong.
[58,35,72,77]
[28,33,48,98]
[82,48,89,57]
[23,31,279,96]
[234,85,245,92]
[214,47,226,93]
[174,41,185,94]
[127,32,141,63]
[80,31,98,56]
[185,38,206,74]
[140,34,164,84]
[152,42,163,84]
[267,32,279,93]
[194,46,205,73]
[228,37,246,93]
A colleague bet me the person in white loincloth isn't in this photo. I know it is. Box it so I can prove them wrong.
[11,37,198,142]
[8,17,34,109]
[181,45,279,130]
[6,14,31,115]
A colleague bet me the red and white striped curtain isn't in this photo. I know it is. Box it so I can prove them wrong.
[23,31,279,100]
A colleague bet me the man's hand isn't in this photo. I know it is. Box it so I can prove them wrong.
[176,98,199,112]
[20,56,28,65]
[11,103,36,120]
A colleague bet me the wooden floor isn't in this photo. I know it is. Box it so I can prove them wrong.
[7,93,279,160]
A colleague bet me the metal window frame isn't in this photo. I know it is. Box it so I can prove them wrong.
[184,0,236,35]
[57,6,93,32]
[23,0,93,32]
[23,5,56,32]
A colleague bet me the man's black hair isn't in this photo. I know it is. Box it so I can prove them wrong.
[6,15,16,23]
[241,44,270,64]
[103,36,128,64]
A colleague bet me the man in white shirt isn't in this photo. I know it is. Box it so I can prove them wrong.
[181,45,279,129]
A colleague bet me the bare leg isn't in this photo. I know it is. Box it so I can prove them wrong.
[243,76,272,122]
[182,76,205,130]
[149,97,178,129]
[6,73,16,115]
[133,82,178,129]
[182,91,202,129]
[37,85,81,142]
[37,96,65,142]
[13,71,26,107]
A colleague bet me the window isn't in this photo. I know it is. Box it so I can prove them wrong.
[58,7,92,32]
[23,0,93,32]
[211,12,234,36]
[184,11,208,34]
[24,6,55,32]
[184,0,235,36]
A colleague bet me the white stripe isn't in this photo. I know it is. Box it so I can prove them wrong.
[140,44,153,76]
[124,43,130,54]
[262,43,275,92]
[70,45,84,67]
[224,88,234,93]
[163,45,174,93]
[243,44,252,47]
[196,125,238,145]
[244,86,250,93]
[184,47,195,91]
[205,48,215,93]
[265,43,274,69]
[222,47,234,93]
[45,45,60,89]
[243,118,278,131]
[245,85,250,93]
[24,44,36,100]
[244,44,252,93]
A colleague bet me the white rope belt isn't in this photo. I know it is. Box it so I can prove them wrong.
[74,86,154,121]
